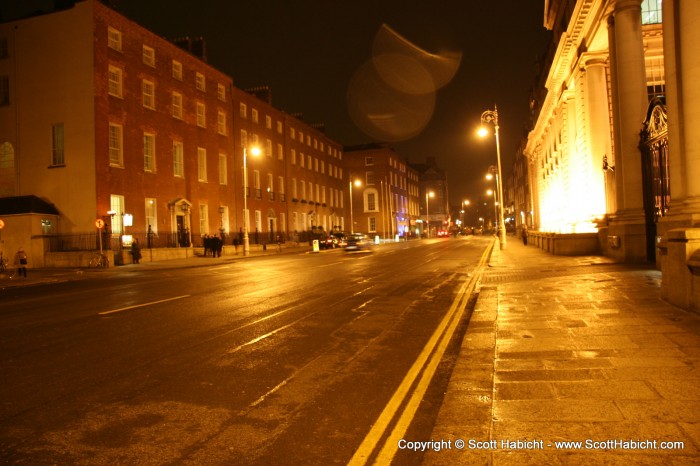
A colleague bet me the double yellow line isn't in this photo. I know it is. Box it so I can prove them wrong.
[349,241,492,465]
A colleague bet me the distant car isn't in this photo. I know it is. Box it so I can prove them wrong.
[344,233,373,252]
[437,230,450,238]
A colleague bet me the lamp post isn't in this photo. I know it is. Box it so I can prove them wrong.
[425,190,434,237]
[243,146,260,256]
[479,106,506,250]
[349,178,361,234]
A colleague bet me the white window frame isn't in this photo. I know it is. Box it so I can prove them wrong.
[108,123,123,167]
[196,72,206,92]
[217,111,227,135]
[197,147,207,182]
[219,153,227,185]
[108,65,122,98]
[145,198,158,234]
[196,102,206,128]
[199,204,209,235]
[217,83,226,102]
[143,132,156,172]
[107,27,122,52]
[172,60,183,80]
[142,45,155,67]
[173,141,184,178]
[142,79,155,109]
[172,92,183,119]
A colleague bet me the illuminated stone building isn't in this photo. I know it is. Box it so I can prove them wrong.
[526,0,700,311]
[526,0,664,257]
[344,144,420,238]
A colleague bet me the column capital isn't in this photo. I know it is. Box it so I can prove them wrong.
[611,0,643,13]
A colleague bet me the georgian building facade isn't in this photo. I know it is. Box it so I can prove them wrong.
[344,144,420,238]
[0,0,350,262]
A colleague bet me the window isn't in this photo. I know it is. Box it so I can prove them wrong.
[199,204,209,235]
[365,156,374,166]
[219,206,230,234]
[196,72,206,92]
[143,133,156,172]
[277,143,283,160]
[240,130,248,149]
[108,65,122,98]
[267,173,274,200]
[367,192,377,211]
[277,121,283,134]
[217,83,226,101]
[642,0,662,24]
[265,139,272,157]
[172,60,183,80]
[172,92,183,119]
[240,103,247,118]
[368,217,377,232]
[300,152,305,168]
[142,80,155,109]
[291,149,296,165]
[142,45,155,67]
[196,102,206,128]
[108,123,123,166]
[252,109,259,123]
[145,198,158,234]
[197,147,207,182]
[253,170,261,199]
[366,171,375,185]
[292,178,298,199]
[173,141,184,177]
[219,153,227,185]
[110,195,124,235]
[107,27,122,51]
[217,111,227,135]
[52,123,64,166]
[266,115,272,129]
[307,155,312,169]
[255,210,262,233]
[278,176,285,200]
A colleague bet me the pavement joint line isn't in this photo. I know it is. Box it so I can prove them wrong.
[349,239,494,465]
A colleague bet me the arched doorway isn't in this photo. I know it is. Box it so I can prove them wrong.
[639,97,670,262]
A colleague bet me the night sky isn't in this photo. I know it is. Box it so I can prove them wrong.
[2,0,552,209]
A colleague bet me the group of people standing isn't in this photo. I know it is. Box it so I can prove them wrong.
[202,234,224,257]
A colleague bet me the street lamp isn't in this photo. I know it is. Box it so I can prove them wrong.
[425,190,434,237]
[243,145,261,256]
[349,178,362,234]
[479,106,506,250]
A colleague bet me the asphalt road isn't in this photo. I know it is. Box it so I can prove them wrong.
[0,236,491,465]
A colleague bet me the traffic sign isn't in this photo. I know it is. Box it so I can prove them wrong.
[95,219,105,229]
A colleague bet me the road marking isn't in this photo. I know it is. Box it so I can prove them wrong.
[98,295,191,315]
[348,240,493,465]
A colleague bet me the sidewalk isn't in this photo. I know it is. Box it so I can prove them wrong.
[0,242,313,289]
[425,237,700,465]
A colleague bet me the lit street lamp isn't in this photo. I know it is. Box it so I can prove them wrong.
[479,106,506,250]
[461,199,470,231]
[349,178,362,234]
[243,145,261,256]
[425,190,434,237]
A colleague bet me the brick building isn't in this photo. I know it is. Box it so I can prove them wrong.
[344,144,420,238]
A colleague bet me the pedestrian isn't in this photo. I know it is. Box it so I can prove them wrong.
[14,247,28,277]
[521,224,529,246]
[131,238,141,264]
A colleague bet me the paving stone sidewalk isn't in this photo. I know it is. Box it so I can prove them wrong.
[425,237,700,465]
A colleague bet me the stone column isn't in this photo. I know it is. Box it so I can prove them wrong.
[659,0,700,311]
[661,0,700,222]
[583,57,612,218]
[606,0,650,262]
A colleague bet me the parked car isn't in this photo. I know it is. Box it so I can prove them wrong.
[345,233,373,252]
[318,235,337,250]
